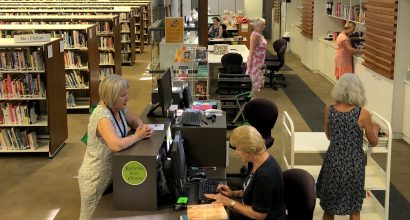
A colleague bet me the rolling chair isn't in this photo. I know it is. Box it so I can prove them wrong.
[283,168,316,220]
[265,39,287,61]
[227,98,278,177]
[264,43,287,90]
[218,52,244,74]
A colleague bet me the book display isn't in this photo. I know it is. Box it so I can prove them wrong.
[326,0,366,24]
[0,38,67,157]
[0,24,101,110]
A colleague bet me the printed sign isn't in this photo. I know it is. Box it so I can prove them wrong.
[165,17,184,43]
[122,161,147,185]
[14,34,51,43]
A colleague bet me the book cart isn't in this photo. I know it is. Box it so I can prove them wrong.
[0,24,100,110]
[0,38,67,157]
[282,111,392,220]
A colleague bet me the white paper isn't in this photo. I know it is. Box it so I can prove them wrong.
[148,124,164,131]
[59,40,64,52]
[89,28,93,39]
[47,45,53,58]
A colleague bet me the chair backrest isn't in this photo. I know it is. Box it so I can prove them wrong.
[221,52,243,73]
[283,168,316,220]
[277,44,287,65]
[273,39,287,54]
[243,98,278,148]
[282,111,295,169]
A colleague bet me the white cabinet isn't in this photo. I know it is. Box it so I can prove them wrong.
[300,36,313,70]
[317,40,336,84]
[403,81,410,143]
[290,25,302,58]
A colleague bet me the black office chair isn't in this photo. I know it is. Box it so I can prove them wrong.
[264,43,287,90]
[283,168,316,220]
[218,52,244,74]
[221,24,229,38]
[265,39,287,61]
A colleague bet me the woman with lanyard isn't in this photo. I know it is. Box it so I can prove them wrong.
[78,75,153,220]
[208,16,223,38]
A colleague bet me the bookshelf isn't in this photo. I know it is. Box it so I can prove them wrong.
[326,0,366,24]
[0,38,67,158]
[0,24,100,110]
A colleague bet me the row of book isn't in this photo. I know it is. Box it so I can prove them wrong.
[0,73,45,98]
[329,2,365,23]
[121,23,130,32]
[58,31,88,49]
[100,68,114,79]
[99,37,114,49]
[65,71,87,88]
[119,13,130,21]
[121,34,130,42]
[64,51,86,68]
[66,92,76,107]
[0,50,44,71]
[121,44,131,52]
[97,22,113,34]
[99,53,114,65]
[0,102,39,125]
[121,54,131,62]
[0,128,38,150]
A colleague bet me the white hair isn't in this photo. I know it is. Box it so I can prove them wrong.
[331,73,366,107]
[252,17,266,29]
[99,75,129,109]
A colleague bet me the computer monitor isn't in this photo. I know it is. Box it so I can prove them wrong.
[182,86,193,109]
[170,131,187,195]
[148,68,173,117]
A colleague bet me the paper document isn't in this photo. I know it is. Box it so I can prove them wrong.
[148,124,164,131]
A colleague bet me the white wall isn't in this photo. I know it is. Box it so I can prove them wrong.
[244,0,262,19]
[392,0,410,136]
[286,0,301,32]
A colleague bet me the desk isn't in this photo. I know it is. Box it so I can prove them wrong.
[113,106,227,211]
[208,37,247,45]
[207,45,249,96]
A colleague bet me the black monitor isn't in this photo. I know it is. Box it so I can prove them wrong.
[182,86,193,109]
[170,131,187,196]
[148,68,173,117]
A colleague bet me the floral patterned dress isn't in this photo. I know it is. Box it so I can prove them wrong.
[316,105,365,215]
[246,31,267,91]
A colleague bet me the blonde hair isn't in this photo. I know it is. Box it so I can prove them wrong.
[229,125,266,155]
[332,73,366,107]
[252,17,266,29]
[343,21,356,31]
[99,75,129,109]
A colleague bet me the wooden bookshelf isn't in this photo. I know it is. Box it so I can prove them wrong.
[301,0,314,39]
[363,0,398,79]
[0,24,100,109]
[0,38,67,158]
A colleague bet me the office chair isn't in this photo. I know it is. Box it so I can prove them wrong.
[264,44,287,90]
[221,23,229,38]
[218,52,244,74]
[283,168,316,220]
[265,39,287,61]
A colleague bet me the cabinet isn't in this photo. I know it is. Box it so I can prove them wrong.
[317,39,337,84]
[289,25,302,58]
[402,81,410,144]
[0,38,68,157]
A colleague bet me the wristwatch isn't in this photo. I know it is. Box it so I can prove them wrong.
[230,201,237,208]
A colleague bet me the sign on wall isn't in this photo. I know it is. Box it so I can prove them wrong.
[165,17,184,43]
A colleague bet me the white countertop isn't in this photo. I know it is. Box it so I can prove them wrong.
[319,38,337,48]
[207,45,249,64]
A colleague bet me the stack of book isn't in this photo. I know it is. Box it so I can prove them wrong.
[0,102,39,125]
[0,73,45,98]
[0,128,38,150]
[0,50,44,71]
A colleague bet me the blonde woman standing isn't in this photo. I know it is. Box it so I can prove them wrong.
[246,17,267,91]
[334,22,362,80]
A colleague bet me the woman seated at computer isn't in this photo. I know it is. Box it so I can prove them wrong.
[208,16,223,38]
[205,126,286,220]
[78,75,153,220]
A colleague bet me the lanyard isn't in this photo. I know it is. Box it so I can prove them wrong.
[108,107,126,138]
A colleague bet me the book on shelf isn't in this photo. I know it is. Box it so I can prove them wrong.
[97,22,113,34]
[187,203,228,220]
[66,91,76,108]
[0,73,45,98]
[0,128,38,150]
[64,51,87,68]
[100,53,114,65]
[99,37,114,49]
[0,101,39,125]
[100,68,114,79]
[0,49,44,71]
[65,71,86,88]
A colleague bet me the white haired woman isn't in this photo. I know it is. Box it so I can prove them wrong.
[205,125,286,220]
[78,75,153,220]
[246,17,267,92]
[317,73,379,220]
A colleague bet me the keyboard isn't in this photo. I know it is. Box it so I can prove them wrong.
[181,111,202,126]
[198,179,223,204]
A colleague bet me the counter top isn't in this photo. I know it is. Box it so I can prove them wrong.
[319,38,337,48]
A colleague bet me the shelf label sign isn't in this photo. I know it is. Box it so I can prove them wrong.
[14,34,51,43]
[114,6,131,11]
[165,17,184,43]
[122,161,147,185]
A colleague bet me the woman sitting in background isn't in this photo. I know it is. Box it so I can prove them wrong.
[78,75,153,220]
[205,125,286,220]
[317,73,380,220]
[208,16,223,38]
